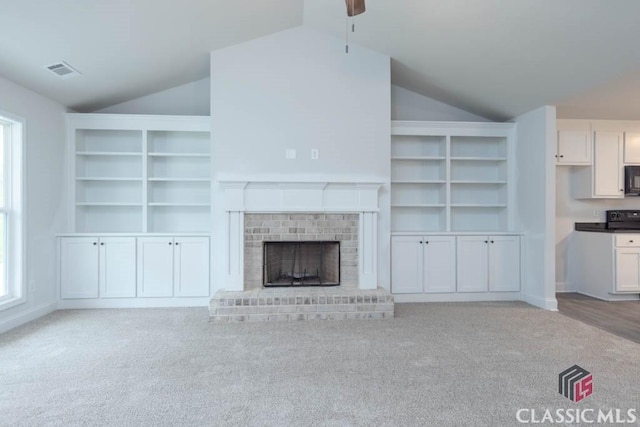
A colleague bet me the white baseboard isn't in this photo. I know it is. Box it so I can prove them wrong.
[393,292,521,303]
[57,297,211,309]
[0,300,57,335]
[555,282,576,293]
[574,290,640,302]
[522,293,558,311]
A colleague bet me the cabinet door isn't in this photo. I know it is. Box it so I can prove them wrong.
[456,236,488,292]
[99,237,136,298]
[488,236,520,292]
[423,236,456,293]
[624,133,640,164]
[60,237,99,299]
[391,236,423,293]
[557,130,591,165]
[593,131,623,197]
[173,237,210,297]
[137,237,174,297]
[615,248,640,292]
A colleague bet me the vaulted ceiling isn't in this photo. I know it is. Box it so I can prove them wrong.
[1,0,639,120]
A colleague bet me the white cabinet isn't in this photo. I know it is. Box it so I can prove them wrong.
[571,232,640,300]
[572,129,624,199]
[60,237,136,299]
[615,235,640,293]
[391,235,456,294]
[391,121,513,233]
[556,120,591,165]
[593,131,624,197]
[557,130,591,165]
[137,236,209,298]
[624,132,640,164]
[68,114,211,233]
[390,236,423,294]
[456,235,520,293]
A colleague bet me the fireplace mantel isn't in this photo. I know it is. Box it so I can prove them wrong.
[219,181,382,213]
[219,181,382,291]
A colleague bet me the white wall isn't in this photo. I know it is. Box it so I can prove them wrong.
[92,79,479,123]
[0,76,67,333]
[514,106,557,310]
[94,78,210,115]
[391,85,489,122]
[210,26,391,291]
[555,168,639,292]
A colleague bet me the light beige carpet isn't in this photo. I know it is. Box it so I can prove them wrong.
[1,302,638,426]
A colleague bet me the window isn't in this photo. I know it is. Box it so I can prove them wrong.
[0,112,24,308]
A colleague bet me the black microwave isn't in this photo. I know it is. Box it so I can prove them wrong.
[625,166,640,195]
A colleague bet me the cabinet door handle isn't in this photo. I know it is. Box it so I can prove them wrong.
[425,241,429,244]
[175,242,180,246]
[92,242,97,246]
[491,240,494,243]
[555,155,558,158]
[100,242,104,246]
[168,242,173,245]
[559,155,564,158]
[630,240,634,243]
[419,241,423,244]
[484,240,488,243]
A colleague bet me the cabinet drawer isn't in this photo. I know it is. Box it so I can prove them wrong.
[615,235,640,247]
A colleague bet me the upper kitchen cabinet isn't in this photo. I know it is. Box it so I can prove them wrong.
[571,122,624,199]
[624,132,640,164]
[556,120,591,165]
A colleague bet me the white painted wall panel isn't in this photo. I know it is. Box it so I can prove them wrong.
[211,26,391,292]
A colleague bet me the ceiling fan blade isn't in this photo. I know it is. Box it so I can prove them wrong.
[345,0,366,16]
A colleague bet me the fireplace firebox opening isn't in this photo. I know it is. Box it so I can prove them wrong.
[263,241,340,287]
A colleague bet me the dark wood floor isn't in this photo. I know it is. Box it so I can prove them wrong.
[557,293,640,344]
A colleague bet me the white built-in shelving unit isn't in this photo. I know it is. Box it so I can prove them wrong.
[68,114,211,234]
[390,121,520,301]
[391,121,514,233]
[61,114,212,308]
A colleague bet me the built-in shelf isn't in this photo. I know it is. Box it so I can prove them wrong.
[391,121,514,233]
[148,203,210,207]
[450,180,507,184]
[391,203,446,208]
[76,177,143,181]
[69,114,211,234]
[450,157,507,161]
[147,177,210,182]
[76,151,142,157]
[147,152,210,157]
[76,202,143,207]
[392,156,446,161]
[392,180,446,184]
[451,204,507,208]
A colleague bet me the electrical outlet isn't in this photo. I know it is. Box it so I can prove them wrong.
[285,149,296,160]
[593,209,600,218]
[311,149,319,160]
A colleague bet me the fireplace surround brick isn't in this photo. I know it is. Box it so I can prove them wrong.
[244,213,359,290]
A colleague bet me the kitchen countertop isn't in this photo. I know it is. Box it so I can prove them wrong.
[575,222,640,233]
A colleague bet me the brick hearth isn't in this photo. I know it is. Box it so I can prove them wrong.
[209,287,394,322]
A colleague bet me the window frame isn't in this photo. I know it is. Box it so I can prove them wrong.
[0,110,25,310]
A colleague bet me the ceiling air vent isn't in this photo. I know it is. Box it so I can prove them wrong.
[44,61,81,79]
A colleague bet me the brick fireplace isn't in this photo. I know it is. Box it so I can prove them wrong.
[244,213,358,290]
[263,240,340,287]
[210,181,394,322]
